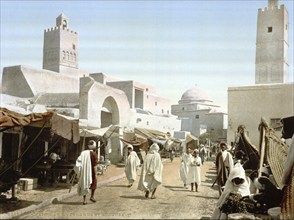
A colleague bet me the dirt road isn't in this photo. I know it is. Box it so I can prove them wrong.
[15,156,219,219]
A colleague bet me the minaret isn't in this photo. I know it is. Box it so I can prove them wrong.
[255,0,289,84]
[43,13,79,74]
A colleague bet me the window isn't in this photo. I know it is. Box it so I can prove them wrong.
[155,101,157,106]
[182,107,185,111]
[73,44,76,50]
[268,27,273,33]
[195,115,199,119]
[162,109,164,114]
[136,118,142,123]
[147,121,149,125]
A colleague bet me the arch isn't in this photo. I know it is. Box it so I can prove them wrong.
[101,96,120,128]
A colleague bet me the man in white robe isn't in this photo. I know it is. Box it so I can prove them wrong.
[74,140,98,205]
[179,146,192,188]
[125,144,140,187]
[187,149,202,192]
[137,143,163,199]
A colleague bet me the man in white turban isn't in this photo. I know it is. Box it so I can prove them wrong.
[125,144,140,187]
[74,140,98,205]
[137,143,163,199]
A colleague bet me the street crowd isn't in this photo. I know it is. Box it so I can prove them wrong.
[74,117,294,219]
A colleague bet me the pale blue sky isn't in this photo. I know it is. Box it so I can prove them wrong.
[1,0,293,109]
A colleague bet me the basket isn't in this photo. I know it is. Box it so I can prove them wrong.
[281,168,294,219]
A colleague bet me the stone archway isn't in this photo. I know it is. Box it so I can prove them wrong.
[101,96,120,128]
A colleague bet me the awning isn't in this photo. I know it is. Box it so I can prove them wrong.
[0,107,53,128]
[186,133,198,143]
[134,127,169,140]
[0,107,80,143]
[79,125,120,138]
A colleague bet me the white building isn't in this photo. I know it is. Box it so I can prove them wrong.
[1,14,181,163]
[171,87,227,140]
[227,0,293,146]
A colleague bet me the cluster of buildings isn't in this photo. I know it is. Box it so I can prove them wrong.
[0,0,293,169]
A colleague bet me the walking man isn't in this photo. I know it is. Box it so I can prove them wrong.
[180,146,192,188]
[74,140,98,205]
[137,143,163,199]
[125,144,140,187]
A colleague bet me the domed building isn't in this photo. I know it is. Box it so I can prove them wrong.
[171,87,227,140]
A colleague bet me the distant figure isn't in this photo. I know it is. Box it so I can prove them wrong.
[187,149,202,192]
[125,144,140,187]
[137,143,163,199]
[199,144,206,164]
[74,140,98,205]
[215,142,234,195]
[179,146,192,189]
[169,147,175,162]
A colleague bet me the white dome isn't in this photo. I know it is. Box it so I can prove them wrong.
[179,87,212,103]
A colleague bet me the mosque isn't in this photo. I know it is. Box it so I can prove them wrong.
[171,87,227,140]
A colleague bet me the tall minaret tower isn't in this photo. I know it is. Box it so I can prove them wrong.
[255,0,289,84]
[43,13,79,74]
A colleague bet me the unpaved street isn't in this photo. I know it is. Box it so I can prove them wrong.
[15,156,219,219]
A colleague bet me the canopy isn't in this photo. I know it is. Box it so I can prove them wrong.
[186,133,198,143]
[79,125,120,138]
[0,107,80,143]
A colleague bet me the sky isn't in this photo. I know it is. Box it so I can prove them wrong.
[1,0,293,110]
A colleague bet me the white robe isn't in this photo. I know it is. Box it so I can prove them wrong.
[125,151,140,184]
[221,150,234,173]
[187,156,202,184]
[179,152,192,185]
[211,162,250,219]
[137,144,163,192]
[74,150,92,196]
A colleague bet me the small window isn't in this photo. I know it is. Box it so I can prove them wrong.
[155,101,157,106]
[195,115,199,119]
[162,109,164,114]
[268,27,272,33]
[167,110,169,114]
[73,44,76,50]
[147,121,149,125]
[182,107,185,111]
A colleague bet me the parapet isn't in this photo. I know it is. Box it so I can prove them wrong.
[258,4,285,13]
[44,26,77,34]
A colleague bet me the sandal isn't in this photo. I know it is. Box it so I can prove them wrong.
[83,202,87,205]
[151,195,156,199]
[90,198,96,203]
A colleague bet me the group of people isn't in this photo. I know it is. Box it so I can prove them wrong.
[74,140,164,204]
[210,133,294,219]
[72,128,293,220]
[179,146,202,192]
[120,142,164,199]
